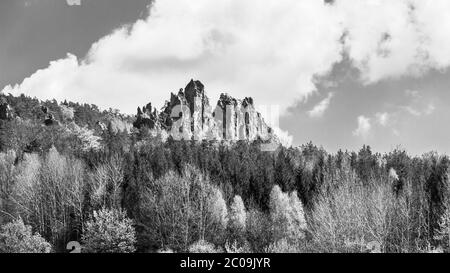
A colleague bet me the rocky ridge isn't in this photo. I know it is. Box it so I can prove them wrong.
[134,79,275,142]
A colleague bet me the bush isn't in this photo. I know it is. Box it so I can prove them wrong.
[189,240,221,253]
[264,238,301,253]
[82,208,136,253]
[224,240,251,253]
[157,248,174,253]
[0,218,52,253]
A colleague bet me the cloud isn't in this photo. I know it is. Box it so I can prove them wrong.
[335,0,450,83]
[66,0,81,6]
[424,103,436,115]
[405,89,420,99]
[307,92,334,118]
[375,112,389,126]
[353,115,371,139]
[2,0,344,115]
[402,103,435,116]
[3,0,450,117]
[272,127,293,148]
[400,89,436,116]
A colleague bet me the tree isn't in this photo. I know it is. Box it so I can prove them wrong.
[356,145,377,184]
[246,208,272,252]
[139,165,226,252]
[0,150,17,226]
[385,149,410,194]
[269,185,307,244]
[274,148,296,192]
[424,154,450,240]
[90,155,124,209]
[209,187,228,236]
[229,195,246,231]
[0,218,52,253]
[227,195,247,245]
[13,148,86,249]
[435,205,450,252]
[82,208,136,253]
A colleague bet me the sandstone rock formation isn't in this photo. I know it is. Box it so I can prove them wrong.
[133,79,275,142]
[44,114,57,126]
[0,97,12,120]
[41,106,58,126]
[134,102,158,130]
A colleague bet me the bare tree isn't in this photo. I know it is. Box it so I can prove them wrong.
[140,165,227,252]
[91,154,124,209]
[12,147,86,248]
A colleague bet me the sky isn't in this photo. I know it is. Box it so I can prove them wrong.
[1,0,450,155]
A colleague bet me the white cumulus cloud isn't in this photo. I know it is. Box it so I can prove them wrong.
[308,92,334,118]
[353,115,372,139]
[375,112,389,126]
[3,0,450,119]
[2,0,344,115]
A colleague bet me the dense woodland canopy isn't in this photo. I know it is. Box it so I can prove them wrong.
[1,93,450,253]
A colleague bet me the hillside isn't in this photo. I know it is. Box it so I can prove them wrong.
[1,79,282,155]
[1,82,450,254]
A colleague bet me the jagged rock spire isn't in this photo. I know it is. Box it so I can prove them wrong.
[133,80,274,142]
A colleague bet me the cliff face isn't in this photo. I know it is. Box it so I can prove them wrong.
[133,102,158,130]
[0,97,12,120]
[134,79,275,142]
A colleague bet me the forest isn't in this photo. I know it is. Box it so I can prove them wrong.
[1,93,450,253]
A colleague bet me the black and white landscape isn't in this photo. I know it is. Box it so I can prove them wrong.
[1,0,450,254]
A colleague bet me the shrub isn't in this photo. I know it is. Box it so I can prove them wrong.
[157,248,174,253]
[82,208,136,253]
[0,218,52,253]
[189,240,221,253]
[224,240,251,253]
[264,238,301,253]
